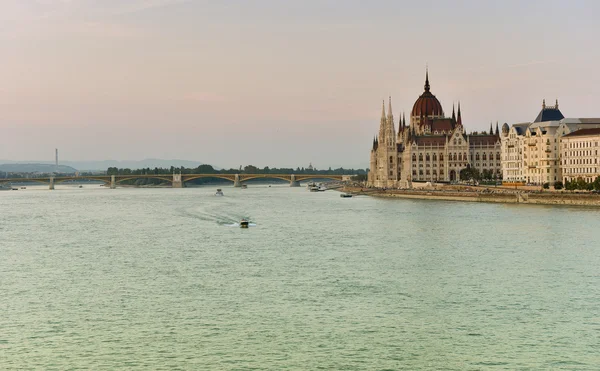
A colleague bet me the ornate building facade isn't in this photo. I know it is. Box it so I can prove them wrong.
[367,70,502,188]
[500,101,600,185]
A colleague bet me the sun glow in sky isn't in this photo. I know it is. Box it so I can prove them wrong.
[1,0,599,168]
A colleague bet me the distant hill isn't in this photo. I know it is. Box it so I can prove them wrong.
[0,159,207,171]
[0,163,78,174]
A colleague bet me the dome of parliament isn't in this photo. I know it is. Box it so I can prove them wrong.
[411,71,443,118]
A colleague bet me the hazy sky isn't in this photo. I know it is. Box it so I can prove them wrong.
[1,0,599,169]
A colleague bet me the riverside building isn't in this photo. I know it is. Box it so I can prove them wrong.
[561,128,600,184]
[367,70,502,188]
[500,100,600,184]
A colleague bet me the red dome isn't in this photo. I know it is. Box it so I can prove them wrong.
[411,71,443,117]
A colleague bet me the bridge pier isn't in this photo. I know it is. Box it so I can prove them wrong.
[234,174,241,187]
[49,177,55,190]
[172,173,183,188]
[290,174,300,187]
[110,175,116,189]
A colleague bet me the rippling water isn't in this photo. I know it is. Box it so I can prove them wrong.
[2,185,600,370]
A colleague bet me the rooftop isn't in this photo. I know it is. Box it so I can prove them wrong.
[562,128,600,138]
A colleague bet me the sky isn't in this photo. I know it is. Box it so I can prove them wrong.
[1,0,599,169]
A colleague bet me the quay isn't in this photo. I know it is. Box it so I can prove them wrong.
[342,186,600,207]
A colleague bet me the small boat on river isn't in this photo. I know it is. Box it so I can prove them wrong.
[340,193,353,198]
[240,219,249,228]
[215,189,224,196]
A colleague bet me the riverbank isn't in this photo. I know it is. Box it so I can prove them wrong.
[341,186,600,206]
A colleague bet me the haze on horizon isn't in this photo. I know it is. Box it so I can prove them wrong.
[1,0,599,169]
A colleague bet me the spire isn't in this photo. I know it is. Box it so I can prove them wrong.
[452,103,456,122]
[403,112,406,128]
[495,121,499,136]
[381,100,386,119]
[388,96,393,118]
[457,101,462,127]
[424,66,430,92]
[489,122,493,135]
[542,99,546,109]
[555,99,559,109]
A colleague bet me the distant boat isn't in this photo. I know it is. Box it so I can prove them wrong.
[340,193,353,198]
[240,219,249,228]
[79,185,83,188]
[215,189,224,196]
[241,184,247,189]
[309,186,320,192]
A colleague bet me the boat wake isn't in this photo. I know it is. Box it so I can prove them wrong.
[224,222,257,228]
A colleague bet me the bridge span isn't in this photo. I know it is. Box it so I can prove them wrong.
[0,173,350,190]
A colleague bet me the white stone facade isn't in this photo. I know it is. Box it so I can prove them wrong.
[500,101,600,185]
[561,129,600,184]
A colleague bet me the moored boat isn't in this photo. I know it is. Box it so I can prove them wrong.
[240,219,249,228]
[340,193,353,198]
[215,188,224,196]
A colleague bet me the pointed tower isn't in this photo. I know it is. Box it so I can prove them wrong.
[379,100,386,144]
[386,96,396,147]
[456,101,463,127]
[452,104,456,122]
[495,122,499,136]
[489,122,493,135]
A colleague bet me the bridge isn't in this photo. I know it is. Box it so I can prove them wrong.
[0,173,349,190]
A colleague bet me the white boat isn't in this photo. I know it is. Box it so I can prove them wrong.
[215,188,224,196]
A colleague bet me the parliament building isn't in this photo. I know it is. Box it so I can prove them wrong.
[367,70,502,188]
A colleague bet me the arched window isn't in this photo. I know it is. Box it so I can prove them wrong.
[489,153,493,161]
[458,153,462,161]
[496,152,500,160]
[440,153,444,161]
[464,153,467,161]
[389,156,393,163]
[476,153,480,160]
[412,154,416,162]
[453,153,457,161]
[433,153,437,161]
[483,153,487,161]
[453,139,457,145]
[419,154,423,161]
[426,153,430,161]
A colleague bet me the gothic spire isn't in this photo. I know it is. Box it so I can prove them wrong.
[457,101,462,127]
[424,66,430,92]
[489,122,493,135]
[381,100,386,120]
[452,103,456,122]
[495,121,499,136]
[388,96,393,118]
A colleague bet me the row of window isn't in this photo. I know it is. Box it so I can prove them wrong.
[564,158,598,165]
[563,150,599,157]
[564,168,599,174]
[411,152,501,162]
[566,141,599,148]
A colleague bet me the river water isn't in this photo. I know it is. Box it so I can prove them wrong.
[1,185,600,370]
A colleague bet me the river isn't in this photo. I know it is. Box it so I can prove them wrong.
[1,184,599,369]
